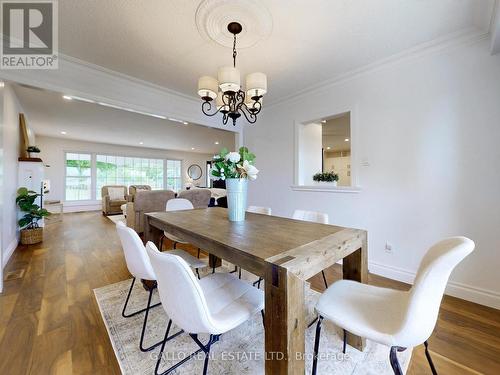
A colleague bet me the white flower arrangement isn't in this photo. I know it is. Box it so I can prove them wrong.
[210,147,259,181]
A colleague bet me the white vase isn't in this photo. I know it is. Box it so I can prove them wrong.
[225,178,248,221]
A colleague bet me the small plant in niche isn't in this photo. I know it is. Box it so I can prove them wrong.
[313,171,339,185]
[26,146,40,158]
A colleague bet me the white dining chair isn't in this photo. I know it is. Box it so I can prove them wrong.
[292,209,330,289]
[311,236,475,375]
[159,198,195,252]
[116,222,205,352]
[146,242,265,375]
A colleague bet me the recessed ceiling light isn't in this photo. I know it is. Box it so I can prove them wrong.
[63,95,72,100]
[183,122,189,125]
[214,141,219,145]
[191,147,195,150]
[344,138,350,142]
[0,81,5,88]
[326,146,331,150]
[139,141,144,145]
[60,131,67,135]
[321,120,326,123]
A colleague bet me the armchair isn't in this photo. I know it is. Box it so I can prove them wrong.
[126,190,175,233]
[127,185,152,202]
[102,185,127,215]
[177,188,212,208]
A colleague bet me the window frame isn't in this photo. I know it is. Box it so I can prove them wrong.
[63,151,184,202]
[64,151,94,201]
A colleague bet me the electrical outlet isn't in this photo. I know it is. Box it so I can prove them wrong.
[385,242,393,253]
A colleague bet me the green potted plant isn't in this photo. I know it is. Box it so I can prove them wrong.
[313,171,339,186]
[16,187,50,245]
[26,146,41,158]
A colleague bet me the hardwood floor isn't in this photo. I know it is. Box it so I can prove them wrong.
[1,211,499,374]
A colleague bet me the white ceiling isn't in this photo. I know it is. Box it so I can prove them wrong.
[57,0,496,104]
[14,84,235,154]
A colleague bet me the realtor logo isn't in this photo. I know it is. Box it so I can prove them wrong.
[1,0,58,69]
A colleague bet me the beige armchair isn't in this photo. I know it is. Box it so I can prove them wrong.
[126,190,175,233]
[127,185,152,202]
[178,188,212,208]
[102,185,127,215]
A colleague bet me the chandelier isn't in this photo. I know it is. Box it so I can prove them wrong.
[197,22,267,126]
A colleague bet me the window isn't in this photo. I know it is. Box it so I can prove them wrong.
[65,153,92,200]
[96,155,165,198]
[166,160,182,192]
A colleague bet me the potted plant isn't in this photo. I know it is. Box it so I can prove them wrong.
[16,187,50,245]
[26,146,40,158]
[210,147,259,222]
[313,171,339,186]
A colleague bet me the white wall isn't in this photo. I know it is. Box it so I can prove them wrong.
[37,136,213,211]
[1,84,31,277]
[244,38,500,308]
[298,123,322,185]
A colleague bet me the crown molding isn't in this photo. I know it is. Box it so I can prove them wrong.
[266,28,490,108]
[59,53,200,104]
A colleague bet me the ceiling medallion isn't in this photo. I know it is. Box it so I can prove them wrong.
[197,21,267,126]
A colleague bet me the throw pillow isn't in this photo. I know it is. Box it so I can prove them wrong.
[108,187,125,201]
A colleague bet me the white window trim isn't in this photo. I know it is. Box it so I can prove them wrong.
[293,105,361,193]
[64,151,184,202]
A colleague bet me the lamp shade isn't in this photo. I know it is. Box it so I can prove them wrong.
[218,66,241,93]
[197,76,218,100]
[216,91,229,113]
[245,72,267,99]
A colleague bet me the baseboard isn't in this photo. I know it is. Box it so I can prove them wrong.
[369,261,500,310]
[2,237,19,268]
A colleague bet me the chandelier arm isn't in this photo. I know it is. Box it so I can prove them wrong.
[201,100,222,117]
[233,33,237,68]
[240,103,258,123]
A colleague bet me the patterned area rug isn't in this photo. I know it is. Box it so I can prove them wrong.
[94,270,411,374]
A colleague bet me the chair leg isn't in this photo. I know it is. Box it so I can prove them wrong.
[238,267,242,279]
[389,346,406,375]
[159,235,164,251]
[122,277,160,318]
[195,268,201,280]
[261,310,265,328]
[312,315,323,375]
[140,288,168,352]
[321,270,328,289]
[342,329,347,354]
[230,265,238,274]
[253,277,263,289]
[173,242,177,249]
[197,248,201,258]
[424,341,438,375]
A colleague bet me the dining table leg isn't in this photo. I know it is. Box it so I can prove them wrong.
[144,217,163,247]
[342,232,368,351]
[264,264,305,374]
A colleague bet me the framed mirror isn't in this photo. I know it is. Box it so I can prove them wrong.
[187,164,203,180]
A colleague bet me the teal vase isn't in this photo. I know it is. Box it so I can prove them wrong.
[226,178,248,222]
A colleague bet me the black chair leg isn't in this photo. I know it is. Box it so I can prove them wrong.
[321,270,328,289]
[230,265,238,274]
[261,310,265,328]
[140,288,165,352]
[253,277,263,289]
[122,278,160,318]
[195,268,201,280]
[307,316,318,329]
[238,267,242,279]
[424,341,438,375]
[173,242,177,249]
[312,315,323,375]
[389,346,406,375]
[342,329,347,354]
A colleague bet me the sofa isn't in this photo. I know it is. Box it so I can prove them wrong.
[178,189,212,208]
[126,189,175,233]
[127,185,152,201]
[102,185,128,215]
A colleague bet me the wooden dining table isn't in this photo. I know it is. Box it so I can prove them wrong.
[144,207,368,374]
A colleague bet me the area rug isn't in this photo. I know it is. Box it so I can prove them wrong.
[107,214,126,225]
[94,270,411,374]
